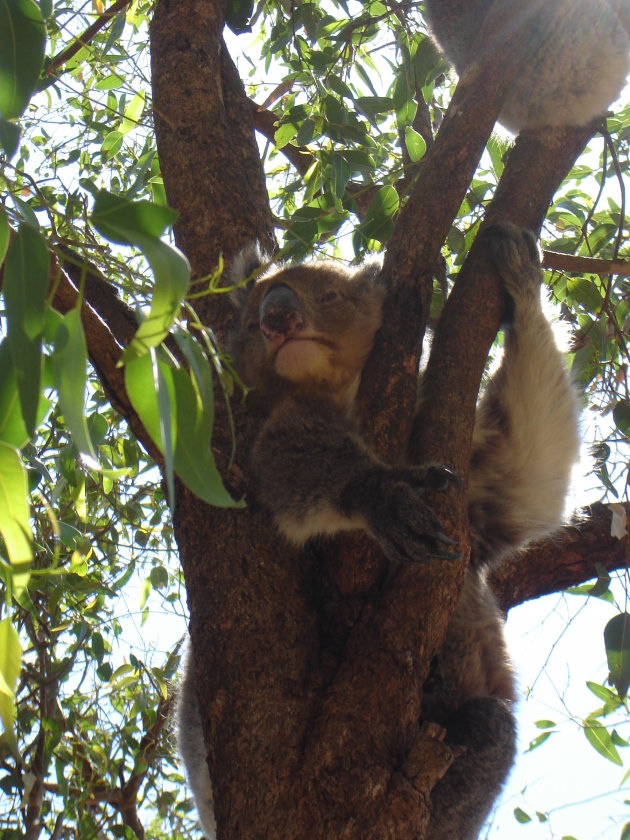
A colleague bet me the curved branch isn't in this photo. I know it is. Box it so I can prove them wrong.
[249,100,312,176]
[490,503,630,612]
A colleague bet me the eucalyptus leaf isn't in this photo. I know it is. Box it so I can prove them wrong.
[91,191,190,361]
[613,400,630,439]
[52,309,98,465]
[583,719,623,765]
[604,612,630,700]
[0,0,46,119]
[0,339,50,448]
[0,617,21,751]
[3,224,48,436]
[125,351,240,508]
[0,443,33,585]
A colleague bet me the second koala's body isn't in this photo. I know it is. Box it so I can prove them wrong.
[177,225,579,839]
[425,0,630,132]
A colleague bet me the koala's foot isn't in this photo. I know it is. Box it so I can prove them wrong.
[342,464,460,564]
[480,222,543,312]
[426,696,517,840]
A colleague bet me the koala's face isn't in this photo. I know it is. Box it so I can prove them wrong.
[230,260,385,404]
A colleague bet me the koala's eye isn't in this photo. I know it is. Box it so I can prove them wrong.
[319,289,339,305]
[246,319,259,333]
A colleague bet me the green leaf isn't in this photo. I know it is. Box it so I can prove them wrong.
[3,225,49,435]
[52,309,98,465]
[332,154,350,199]
[586,680,620,704]
[0,339,50,447]
[604,612,630,700]
[149,565,168,590]
[0,443,33,589]
[611,729,628,748]
[354,95,393,124]
[274,120,299,149]
[125,351,241,508]
[613,400,630,439]
[91,190,177,241]
[0,116,20,158]
[583,719,623,765]
[169,363,240,507]
[404,126,426,163]
[91,191,190,362]
[0,0,46,119]
[513,807,532,824]
[0,617,22,751]
[124,350,175,506]
[620,822,630,840]
[119,90,145,135]
[527,731,553,751]
[172,328,214,427]
[225,0,255,33]
[359,185,399,244]
[0,207,9,265]
[94,73,124,91]
[567,276,603,313]
[295,118,315,146]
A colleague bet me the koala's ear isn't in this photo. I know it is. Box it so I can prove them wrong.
[352,254,385,293]
[354,254,383,282]
[228,243,271,311]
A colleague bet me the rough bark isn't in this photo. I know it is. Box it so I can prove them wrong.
[491,503,630,613]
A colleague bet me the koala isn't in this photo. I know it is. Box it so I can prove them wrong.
[424,0,630,133]
[177,224,579,839]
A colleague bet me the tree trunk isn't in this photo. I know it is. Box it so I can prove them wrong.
[141,3,609,838]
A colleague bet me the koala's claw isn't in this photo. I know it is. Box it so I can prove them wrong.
[420,465,461,492]
[430,547,462,562]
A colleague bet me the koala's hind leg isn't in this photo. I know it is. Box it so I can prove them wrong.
[426,696,517,840]
[468,224,579,567]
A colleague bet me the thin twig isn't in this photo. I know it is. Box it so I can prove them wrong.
[49,0,133,73]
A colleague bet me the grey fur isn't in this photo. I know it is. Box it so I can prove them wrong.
[177,224,579,838]
[176,643,217,838]
[425,0,630,132]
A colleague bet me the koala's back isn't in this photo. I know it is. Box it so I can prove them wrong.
[426,0,630,132]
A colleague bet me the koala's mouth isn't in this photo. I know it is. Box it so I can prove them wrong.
[273,334,332,355]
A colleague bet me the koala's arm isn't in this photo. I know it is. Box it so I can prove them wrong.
[468,225,579,567]
[252,394,458,564]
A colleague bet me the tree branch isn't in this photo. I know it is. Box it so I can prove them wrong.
[490,502,630,613]
[249,99,311,176]
[541,250,630,277]
[48,0,132,74]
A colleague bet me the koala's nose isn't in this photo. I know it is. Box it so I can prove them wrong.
[260,285,305,341]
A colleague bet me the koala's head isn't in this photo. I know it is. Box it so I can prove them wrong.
[229,250,385,406]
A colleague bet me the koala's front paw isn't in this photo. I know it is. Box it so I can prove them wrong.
[344,465,460,564]
[481,223,543,309]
